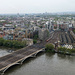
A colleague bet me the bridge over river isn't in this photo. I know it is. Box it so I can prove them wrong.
[0,43,45,75]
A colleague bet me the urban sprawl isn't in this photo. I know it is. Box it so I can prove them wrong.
[0,13,75,48]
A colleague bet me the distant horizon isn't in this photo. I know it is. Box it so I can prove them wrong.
[0,11,75,15]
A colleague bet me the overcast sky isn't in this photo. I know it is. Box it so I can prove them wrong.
[0,0,75,14]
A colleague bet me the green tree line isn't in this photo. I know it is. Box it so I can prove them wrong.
[0,38,26,48]
[58,47,75,54]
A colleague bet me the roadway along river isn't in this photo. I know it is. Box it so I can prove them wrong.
[0,49,75,75]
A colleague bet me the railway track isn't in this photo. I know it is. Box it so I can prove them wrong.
[46,31,75,46]
[47,31,60,44]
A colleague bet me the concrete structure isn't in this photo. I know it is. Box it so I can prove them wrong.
[22,38,33,46]
[38,28,49,40]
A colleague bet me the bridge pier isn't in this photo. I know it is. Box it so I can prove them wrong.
[30,48,45,57]
[42,48,45,52]
[18,59,27,65]
[0,67,9,75]
[0,62,20,75]
[30,53,37,57]
[0,71,4,75]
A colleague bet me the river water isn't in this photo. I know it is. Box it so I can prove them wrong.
[0,49,75,75]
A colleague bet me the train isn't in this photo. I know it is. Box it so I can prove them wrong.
[46,38,51,42]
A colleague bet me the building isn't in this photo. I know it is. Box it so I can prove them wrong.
[38,28,49,40]
[22,38,33,46]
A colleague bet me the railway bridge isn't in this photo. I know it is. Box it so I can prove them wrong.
[0,44,45,75]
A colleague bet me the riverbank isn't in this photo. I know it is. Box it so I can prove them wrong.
[55,51,75,56]
[45,43,75,56]
[57,47,75,56]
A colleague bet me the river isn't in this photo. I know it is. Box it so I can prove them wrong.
[0,49,75,75]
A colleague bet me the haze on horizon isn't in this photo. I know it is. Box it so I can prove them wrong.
[0,0,75,14]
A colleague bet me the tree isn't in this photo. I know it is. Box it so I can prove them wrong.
[58,47,67,54]
[34,35,38,39]
[33,39,37,44]
[0,38,27,49]
[45,43,54,52]
[73,30,75,33]
[0,38,5,46]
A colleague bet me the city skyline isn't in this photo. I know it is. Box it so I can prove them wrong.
[0,0,75,14]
